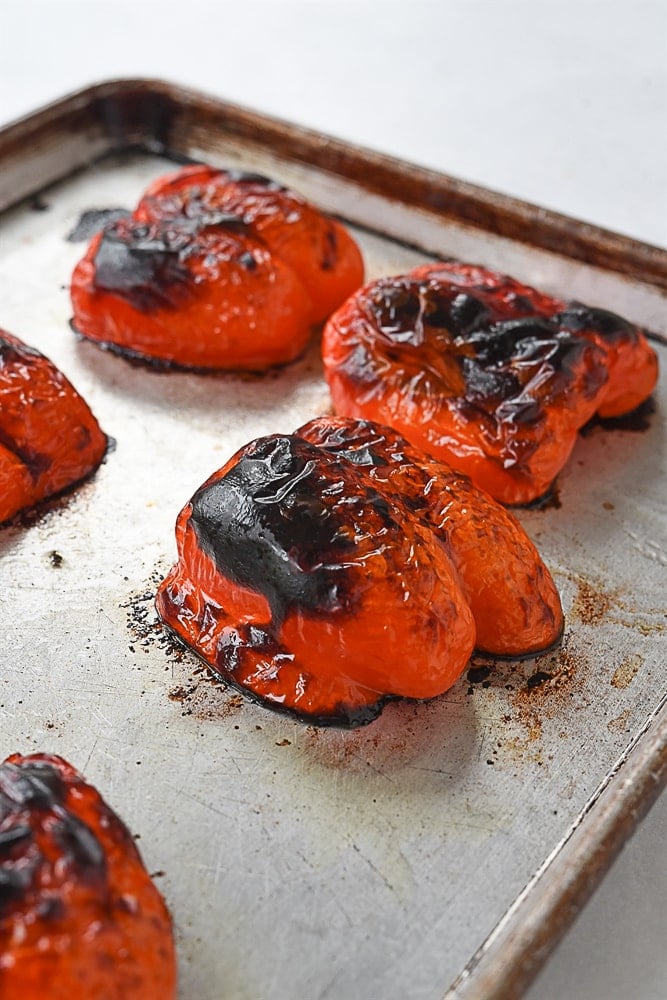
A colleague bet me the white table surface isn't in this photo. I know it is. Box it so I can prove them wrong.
[1,2,665,998]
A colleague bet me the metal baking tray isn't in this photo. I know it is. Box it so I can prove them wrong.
[1,80,665,1000]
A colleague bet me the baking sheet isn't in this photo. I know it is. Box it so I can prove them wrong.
[0,137,665,1000]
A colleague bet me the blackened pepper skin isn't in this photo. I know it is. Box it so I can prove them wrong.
[0,753,176,1000]
[156,418,563,727]
[0,330,107,524]
[188,436,367,626]
[70,164,364,371]
[322,261,659,505]
[71,216,313,371]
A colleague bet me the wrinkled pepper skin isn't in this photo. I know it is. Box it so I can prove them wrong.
[0,330,107,524]
[71,165,364,371]
[0,753,176,1000]
[156,417,563,727]
[322,262,659,505]
[136,165,364,327]
[300,417,564,658]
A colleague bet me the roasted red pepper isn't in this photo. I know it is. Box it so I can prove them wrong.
[0,753,176,999]
[156,417,563,726]
[0,330,107,524]
[322,262,659,505]
[71,165,364,371]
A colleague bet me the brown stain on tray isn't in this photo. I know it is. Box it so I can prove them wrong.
[178,681,245,723]
[460,633,586,767]
[611,654,643,689]
[124,559,645,761]
[607,708,633,734]
[510,639,584,744]
[569,575,618,627]
[557,570,664,638]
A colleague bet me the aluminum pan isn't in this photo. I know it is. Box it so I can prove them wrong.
[0,92,665,1000]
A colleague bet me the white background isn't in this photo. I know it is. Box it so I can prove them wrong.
[1,1,665,997]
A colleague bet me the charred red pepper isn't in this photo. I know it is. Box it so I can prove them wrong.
[0,330,107,524]
[0,753,176,999]
[70,165,364,371]
[156,416,563,726]
[322,261,659,505]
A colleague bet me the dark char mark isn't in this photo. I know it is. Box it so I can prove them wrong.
[29,195,50,212]
[0,865,33,907]
[467,665,492,684]
[557,303,639,345]
[0,426,52,481]
[448,291,491,333]
[526,670,554,688]
[53,812,106,875]
[0,334,42,364]
[363,284,612,416]
[0,761,65,809]
[190,435,361,626]
[0,826,32,851]
[0,335,55,479]
[93,221,194,312]
[223,169,283,189]
[369,281,423,342]
[0,759,107,915]
[67,207,131,242]
[369,283,492,344]
[457,318,607,415]
[92,213,250,312]
[321,227,338,271]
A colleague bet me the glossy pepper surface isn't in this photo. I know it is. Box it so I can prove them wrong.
[321,261,659,505]
[156,417,563,726]
[0,330,107,524]
[0,753,176,1000]
[71,165,364,371]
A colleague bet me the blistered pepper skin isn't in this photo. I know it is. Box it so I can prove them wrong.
[71,165,364,372]
[299,417,564,657]
[321,262,659,505]
[136,165,365,326]
[0,753,176,1000]
[156,418,563,726]
[0,330,107,524]
[71,220,314,371]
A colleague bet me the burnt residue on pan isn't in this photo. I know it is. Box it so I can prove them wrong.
[122,572,186,661]
[29,194,50,212]
[566,573,619,628]
[579,396,656,436]
[461,633,585,752]
[122,571,249,723]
